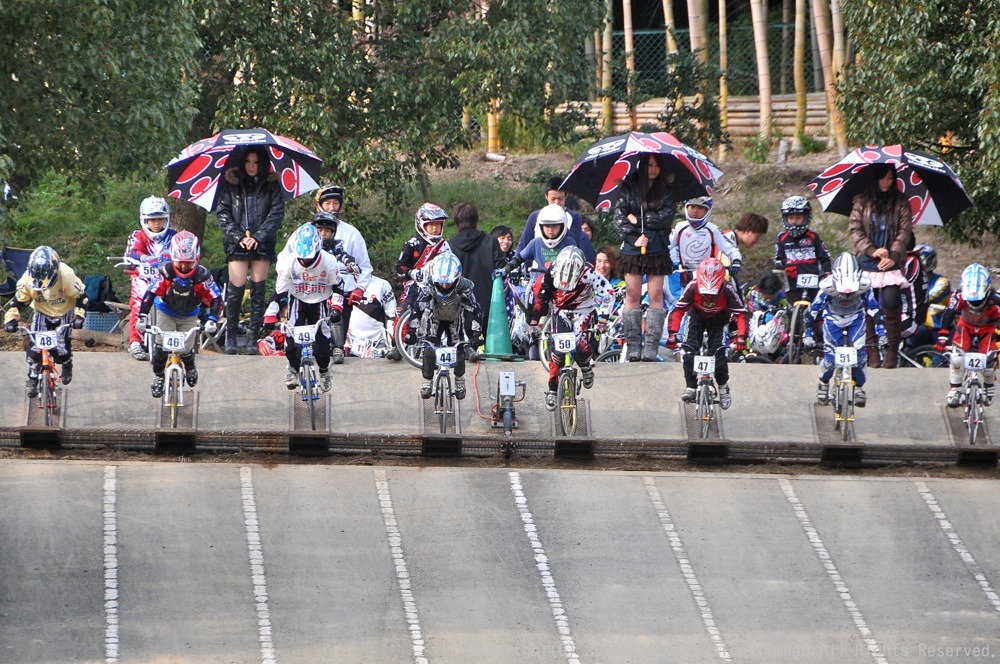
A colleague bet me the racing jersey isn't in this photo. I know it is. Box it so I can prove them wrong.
[11,263,85,318]
[141,264,221,318]
[773,229,832,287]
[669,220,741,272]
[124,229,176,281]
[275,250,357,305]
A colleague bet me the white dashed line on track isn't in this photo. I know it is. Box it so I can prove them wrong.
[915,481,1000,616]
[509,471,580,664]
[779,478,887,664]
[103,466,119,664]
[644,476,732,662]
[240,467,276,664]
[375,469,428,664]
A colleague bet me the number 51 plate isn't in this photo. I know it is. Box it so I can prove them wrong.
[834,346,857,368]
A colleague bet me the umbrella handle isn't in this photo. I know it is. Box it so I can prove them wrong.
[641,245,647,255]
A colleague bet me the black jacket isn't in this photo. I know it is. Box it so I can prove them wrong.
[448,229,504,333]
[215,168,285,260]
[613,176,702,256]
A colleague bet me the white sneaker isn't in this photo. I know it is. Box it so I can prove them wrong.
[582,366,594,389]
[320,371,333,393]
[681,387,696,403]
[285,367,298,390]
[544,390,557,411]
[129,341,149,361]
[855,387,867,408]
[946,386,962,408]
[718,384,732,410]
[454,377,466,400]
[420,381,432,399]
[332,348,345,365]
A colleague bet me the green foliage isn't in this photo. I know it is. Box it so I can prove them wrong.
[797,133,827,156]
[743,134,772,164]
[838,0,1000,237]
[0,1,200,188]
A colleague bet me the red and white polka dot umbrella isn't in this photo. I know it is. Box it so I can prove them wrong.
[559,131,723,211]
[166,128,324,211]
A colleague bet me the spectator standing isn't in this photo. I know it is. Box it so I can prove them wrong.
[616,154,703,361]
[215,146,286,355]
[848,164,915,369]
[448,202,505,342]
[517,176,596,263]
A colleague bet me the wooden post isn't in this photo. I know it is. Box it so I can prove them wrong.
[750,0,773,138]
[718,0,728,162]
[601,0,614,133]
[487,101,500,154]
[623,0,637,129]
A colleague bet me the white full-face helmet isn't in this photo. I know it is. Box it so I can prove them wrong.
[139,196,171,242]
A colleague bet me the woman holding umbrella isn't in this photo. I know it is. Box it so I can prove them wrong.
[848,164,914,369]
[613,153,702,362]
[215,146,286,354]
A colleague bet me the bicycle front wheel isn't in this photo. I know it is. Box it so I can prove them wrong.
[301,363,318,430]
[168,368,182,429]
[906,345,950,369]
[40,371,54,427]
[696,382,714,438]
[784,303,809,365]
[393,309,424,369]
[436,372,452,434]
[596,349,623,363]
[556,370,577,436]
[966,384,982,445]
[841,382,855,441]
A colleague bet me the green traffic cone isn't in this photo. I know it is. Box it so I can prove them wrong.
[485,275,513,357]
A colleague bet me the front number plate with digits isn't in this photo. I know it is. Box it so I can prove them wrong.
[834,346,857,368]
[694,355,715,374]
[161,331,186,351]
[35,331,59,349]
[139,263,158,279]
[292,326,315,345]
[796,273,819,289]
[436,347,457,366]
[965,352,988,371]
[551,332,576,353]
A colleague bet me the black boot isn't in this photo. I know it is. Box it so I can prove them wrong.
[883,309,902,369]
[225,282,245,355]
[245,281,267,356]
[865,315,881,368]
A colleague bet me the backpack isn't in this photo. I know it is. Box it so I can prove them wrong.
[83,274,119,312]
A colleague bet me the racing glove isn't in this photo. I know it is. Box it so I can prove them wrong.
[408,268,425,283]
[4,320,17,334]
[666,333,679,349]
[732,335,746,352]
[935,329,950,353]
[347,288,365,306]
[204,319,218,335]
[802,335,816,350]
[729,260,742,280]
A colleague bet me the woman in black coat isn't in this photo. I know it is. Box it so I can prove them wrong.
[215,146,285,354]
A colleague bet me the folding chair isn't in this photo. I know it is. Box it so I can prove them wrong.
[1,246,32,298]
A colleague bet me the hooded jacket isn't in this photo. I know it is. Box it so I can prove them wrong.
[448,228,504,333]
[216,167,285,259]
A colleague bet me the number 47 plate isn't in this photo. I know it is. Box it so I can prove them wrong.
[694,355,715,374]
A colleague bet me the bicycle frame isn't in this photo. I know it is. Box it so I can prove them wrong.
[958,349,996,445]
[830,340,858,441]
[548,330,580,436]
[423,340,464,435]
[284,320,326,431]
[20,325,69,426]
[692,352,719,438]
[146,324,201,428]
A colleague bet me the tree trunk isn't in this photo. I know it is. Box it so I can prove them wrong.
[662,0,678,54]
[750,0,773,139]
[792,0,808,154]
[623,0,637,129]
[811,0,848,155]
[686,0,706,63]
[830,0,846,76]
[601,0,613,133]
[717,0,729,162]
[171,198,207,243]
[781,0,792,94]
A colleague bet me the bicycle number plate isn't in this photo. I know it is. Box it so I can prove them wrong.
[551,332,576,353]
[694,355,715,374]
[139,262,158,279]
[796,273,819,289]
[161,331,186,352]
[834,346,857,368]
[291,325,315,345]
[436,346,457,366]
[34,331,59,350]
[499,371,516,397]
[965,352,988,371]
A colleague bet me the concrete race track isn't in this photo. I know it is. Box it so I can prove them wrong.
[1,351,995,464]
[1,461,999,663]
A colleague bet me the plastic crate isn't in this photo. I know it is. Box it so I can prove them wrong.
[83,311,121,333]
